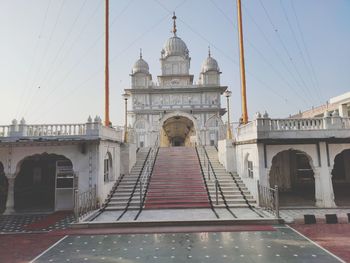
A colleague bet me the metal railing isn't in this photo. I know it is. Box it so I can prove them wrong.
[257,181,279,218]
[139,136,159,209]
[74,185,98,222]
[196,144,219,205]
[197,136,233,209]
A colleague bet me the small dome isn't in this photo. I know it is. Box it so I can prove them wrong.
[162,36,189,58]
[201,50,220,73]
[132,56,149,74]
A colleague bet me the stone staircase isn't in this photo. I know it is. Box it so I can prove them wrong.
[103,147,151,211]
[144,147,211,209]
[198,146,257,208]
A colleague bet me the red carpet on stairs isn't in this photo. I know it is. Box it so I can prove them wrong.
[145,147,210,209]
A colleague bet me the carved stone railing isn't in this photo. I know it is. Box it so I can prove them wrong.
[0,116,124,142]
[237,112,350,141]
[0,126,9,137]
[26,124,86,137]
[342,117,350,128]
[269,118,323,130]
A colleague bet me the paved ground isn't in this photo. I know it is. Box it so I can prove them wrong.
[29,226,343,263]
[1,225,346,263]
[292,223,350,263]
[1,211,349,263]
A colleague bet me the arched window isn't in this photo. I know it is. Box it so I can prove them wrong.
[104,152,113,183]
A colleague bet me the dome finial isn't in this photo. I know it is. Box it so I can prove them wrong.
[140,48,142,59]
[208,46,211,57]
[172,12,177,36]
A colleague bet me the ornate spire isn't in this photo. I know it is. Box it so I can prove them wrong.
[172,12,177,36]
[208,46,211,57]
[139,48,142,59]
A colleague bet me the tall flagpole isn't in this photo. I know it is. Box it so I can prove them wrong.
[237,0,248,124]
[104,0,110,126]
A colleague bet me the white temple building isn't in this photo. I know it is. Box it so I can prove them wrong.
[126,16,227,148]
[0,14,349,219]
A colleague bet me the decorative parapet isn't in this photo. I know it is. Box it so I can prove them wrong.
[237,111,350,141]
[0,116,123,142]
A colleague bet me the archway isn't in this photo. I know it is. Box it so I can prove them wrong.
[269,149,315,207]
[160,115,196,147]
[204,115,225,146]
[14,153,74,212]
[331,149,350,206]
[0,162,7,213]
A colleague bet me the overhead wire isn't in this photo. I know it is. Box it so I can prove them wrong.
[20,0,67,118]
[15,0,53,120]
[258,0,318,106]
[279,0,323,105]
[31,0,188,122]
[209,0,308,105]
[38,0,89,89]
[154,0,288,102]
[291,0,323,102]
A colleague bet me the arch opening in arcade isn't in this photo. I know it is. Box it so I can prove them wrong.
[331,149,350,206]
[160,116,196,147]
[269,149,315,207]
[14,153,75,212]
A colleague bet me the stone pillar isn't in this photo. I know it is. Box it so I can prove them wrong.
[313,169,324,207]
[317,142,336,208]
[4,174,15,215]
[339,104,349,117]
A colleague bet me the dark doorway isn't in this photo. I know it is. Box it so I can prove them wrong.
[332,149,350,206]
[0,162,7,213]
[269,150,315,207]
[14,154,72,212]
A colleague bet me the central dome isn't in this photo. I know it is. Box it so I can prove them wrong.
[162,36,189,58]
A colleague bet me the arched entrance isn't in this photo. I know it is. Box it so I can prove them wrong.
[331,149,350,206]
[0,162,7,213]
[269,149,315,207]
[14,153,74,212]
[160,114,196,147]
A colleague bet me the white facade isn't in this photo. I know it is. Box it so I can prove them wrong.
[218,111,350,208]
[0,117,135,214]
[126,20,227,147]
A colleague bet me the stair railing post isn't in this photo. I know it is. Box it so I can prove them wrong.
[208,162,210,181]
[139,180,143,209]
[215,179,219,205]
[256,180,260,207]
[274,185,279,218]
[74,189,79,222]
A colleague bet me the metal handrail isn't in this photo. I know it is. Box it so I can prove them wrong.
[196,137,236,217]
[257,181,279,218]
[74,184,97,222]
[139,136,159,208]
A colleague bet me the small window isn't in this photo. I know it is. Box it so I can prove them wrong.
[248,161,253,178]
[104,152,112,182]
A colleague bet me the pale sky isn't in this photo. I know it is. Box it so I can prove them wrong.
[0,0,349,126]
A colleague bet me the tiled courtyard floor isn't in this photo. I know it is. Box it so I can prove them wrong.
[1,225,346,263]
